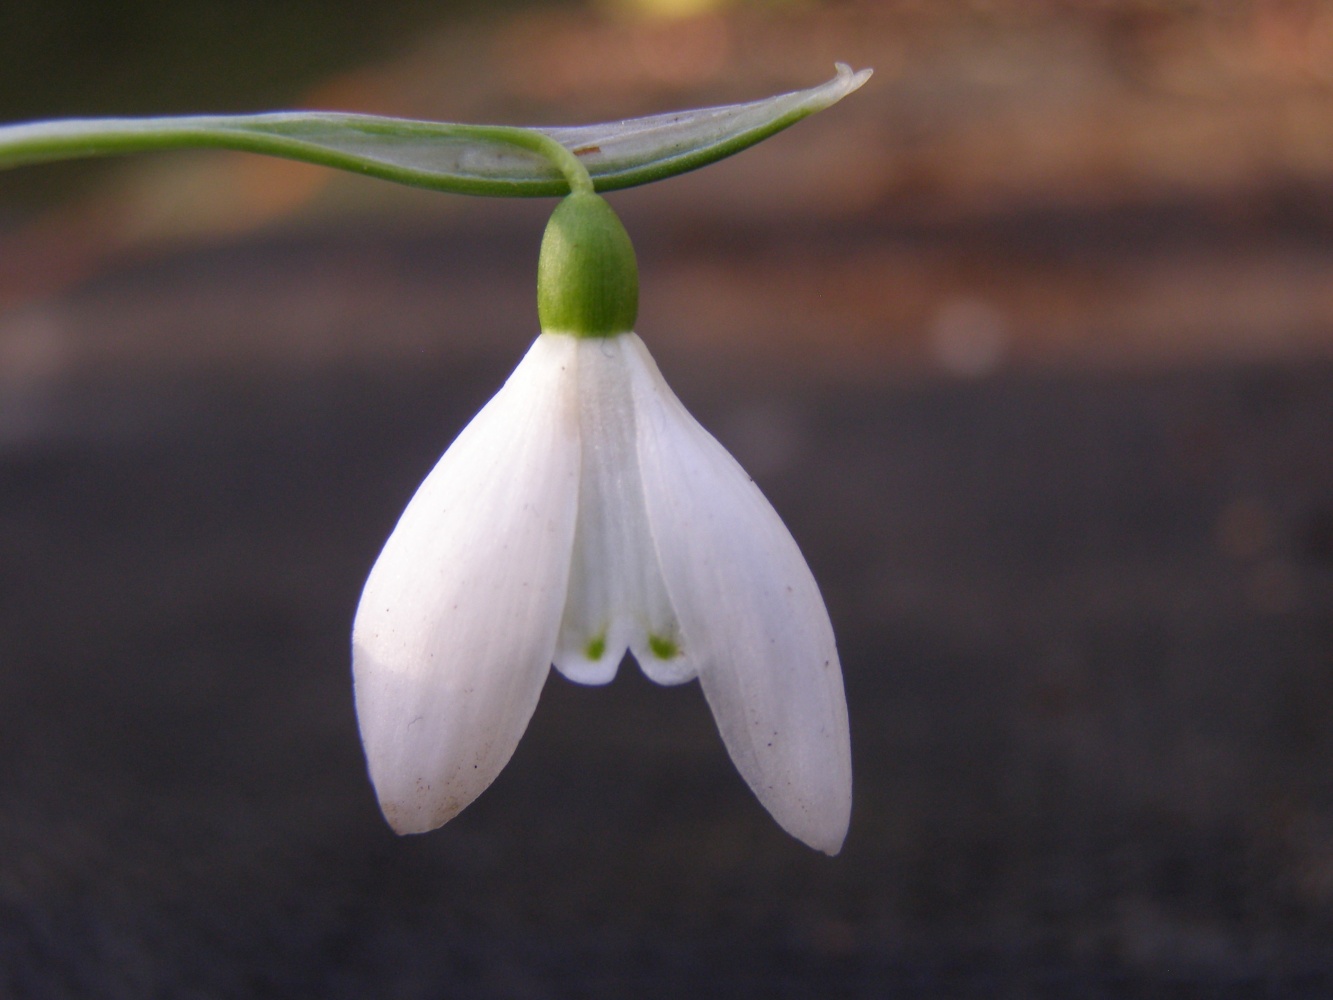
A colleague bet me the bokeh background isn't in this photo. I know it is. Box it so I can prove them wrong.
[1,1,1332,995]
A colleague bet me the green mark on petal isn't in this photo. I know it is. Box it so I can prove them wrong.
[648,634,679,660]
[585,635,607,661]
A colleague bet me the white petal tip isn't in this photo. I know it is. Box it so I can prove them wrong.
[553,647,622,686]
[379,799,460,837]
[762,779,852,856]
[808,814,851,857]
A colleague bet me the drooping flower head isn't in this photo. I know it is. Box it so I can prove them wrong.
[353,191,851,854]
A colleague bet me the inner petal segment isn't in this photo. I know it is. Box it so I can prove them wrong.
[552,335,695,686]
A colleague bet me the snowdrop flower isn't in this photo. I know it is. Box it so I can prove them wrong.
[353,192,851,854]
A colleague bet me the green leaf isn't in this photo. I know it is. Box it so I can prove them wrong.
[0,65,870,198]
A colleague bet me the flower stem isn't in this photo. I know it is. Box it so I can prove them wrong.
[474,125,594,195]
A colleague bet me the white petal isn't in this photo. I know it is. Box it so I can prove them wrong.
[553,335,692,687]
[352,333,581,834]
[625,334,852,855]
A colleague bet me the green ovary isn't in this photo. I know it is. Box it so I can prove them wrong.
[536,192,639,339]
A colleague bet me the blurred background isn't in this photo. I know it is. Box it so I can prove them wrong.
[1,0,1332,995]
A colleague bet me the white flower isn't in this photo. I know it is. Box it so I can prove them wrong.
[352,193,851,855]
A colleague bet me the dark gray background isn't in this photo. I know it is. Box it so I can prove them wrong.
[1,2,1332,995]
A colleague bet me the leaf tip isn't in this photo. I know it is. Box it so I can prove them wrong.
[832,62,874,97]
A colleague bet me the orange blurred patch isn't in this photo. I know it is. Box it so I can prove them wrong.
[496,10,732,101]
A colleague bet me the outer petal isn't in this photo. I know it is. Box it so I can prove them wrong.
[352,334,580,834]
[625,335,852,855]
